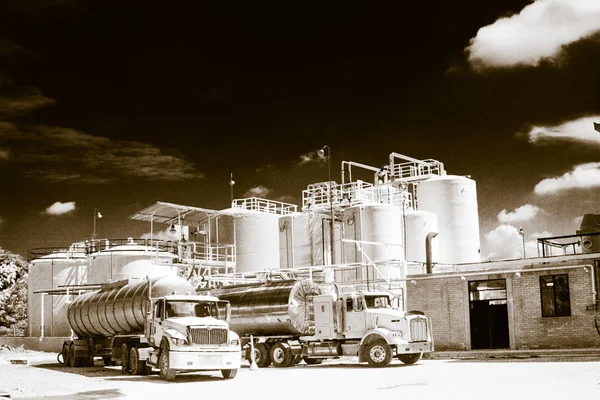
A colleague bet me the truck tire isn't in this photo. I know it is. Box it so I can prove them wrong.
[129,347,147,375]
[270,342,293,368]
[302,357,323,365]
[121,344,130,374]
[397,352,422,365]
[247,343,271,368]
[68,343,81,367]
[61,343,70,366]
[364,340,392,367]
[159,349,177,381]
[221,369,238,379]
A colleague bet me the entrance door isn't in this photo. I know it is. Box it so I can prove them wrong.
[469,279,509,350]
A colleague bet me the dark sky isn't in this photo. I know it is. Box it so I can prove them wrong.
[1,0,599,258]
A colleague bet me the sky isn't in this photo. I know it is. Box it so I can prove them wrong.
[0,0,599,259]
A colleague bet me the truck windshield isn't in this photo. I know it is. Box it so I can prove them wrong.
[364,295,391,309]
[166,301,218,318]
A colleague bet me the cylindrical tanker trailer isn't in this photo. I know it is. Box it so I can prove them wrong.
[61,276,241,381]
[206,279,433,368]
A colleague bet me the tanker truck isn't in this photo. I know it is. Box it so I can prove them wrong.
[207,279,432,368]
[60,276,241,380]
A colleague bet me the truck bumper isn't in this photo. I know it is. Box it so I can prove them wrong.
[396,341,434,354]
[169,350,241,371]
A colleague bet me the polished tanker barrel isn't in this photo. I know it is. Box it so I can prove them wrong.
[209,279,321,337]
[67,276,195,338]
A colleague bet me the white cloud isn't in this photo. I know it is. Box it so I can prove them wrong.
[243,185,271,198]
[534,162,600,194]
[298,150,328,165]
[45,201,76,215]
[466,0,600,69]
[526,115,600,145]
[484,225,524,260]
[497,204,542,224]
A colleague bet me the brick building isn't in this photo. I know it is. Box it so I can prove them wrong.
[407,254,600,350]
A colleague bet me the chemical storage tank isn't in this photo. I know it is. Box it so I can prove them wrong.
[216,208,280,273]
[68,275,194,338]
[28,244,87,337]
[576,214,600,254]
[279,212,328,269]
[87,240,178,284]
[416,175,481,265]
[207,279,321,336]
[404,210,439,264]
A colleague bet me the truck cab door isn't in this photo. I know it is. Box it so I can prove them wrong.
[152,299,165,346]
[343,296,367,339]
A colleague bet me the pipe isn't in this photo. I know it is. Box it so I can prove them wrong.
[341,160,385,185]
[591,265,600,336]
[425,232,439,274]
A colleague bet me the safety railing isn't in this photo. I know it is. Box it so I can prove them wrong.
[232,197,298,215]
[389,158,445,180]
[302,180,413,209]
[178,241,236,266]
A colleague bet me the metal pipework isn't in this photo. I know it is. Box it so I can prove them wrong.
[425,232,439,274]
[341,160,387,186]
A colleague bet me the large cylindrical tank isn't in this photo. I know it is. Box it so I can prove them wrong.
[416,175,481,264]
[342,204,404,264]
[28,246,87,337]
[87,242,177,284]
[221,209,281,273]
[577,214,600,254]
[208,280,321,337]
[67,276,195,339]
[404,210,439,263]
[279,213,329,268]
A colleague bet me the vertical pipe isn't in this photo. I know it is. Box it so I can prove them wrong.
[426,232,439,274]
[40,293,45,338]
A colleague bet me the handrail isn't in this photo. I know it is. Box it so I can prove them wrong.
[232,197,298,215]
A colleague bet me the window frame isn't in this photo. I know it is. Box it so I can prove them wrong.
[539,274,571,318]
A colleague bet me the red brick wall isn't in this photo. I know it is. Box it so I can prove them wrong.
[407,265,600,350]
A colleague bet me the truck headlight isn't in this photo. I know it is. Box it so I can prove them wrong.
[230,339,239,345]
[173,337,189,346]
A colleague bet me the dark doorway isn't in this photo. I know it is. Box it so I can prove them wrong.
[469,279,509,350]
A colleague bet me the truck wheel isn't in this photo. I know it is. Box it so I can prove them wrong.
[221,369,238,379]
[121,344,130,374]
[365,340,392,367]
[302,357,323,365]
[397,352,422,365]
[68,343,81,367]
[159,349,177,381]
[270,342,293,368]
[293,355,302,365]
[247,343,271,368]
[129,347,146,375]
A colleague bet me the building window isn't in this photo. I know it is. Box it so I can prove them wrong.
[540,274,571,317]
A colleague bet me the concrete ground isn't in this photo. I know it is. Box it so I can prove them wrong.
[0,350,599,400]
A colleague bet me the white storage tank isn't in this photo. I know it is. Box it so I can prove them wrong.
[279,212,329,268]
[227,208,281,273]
[416,175,481,264]
[87,241,177,284]
[404,210,439,264]
[27,245,87,337]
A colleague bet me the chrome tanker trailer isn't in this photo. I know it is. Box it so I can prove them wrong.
[61,276,241,380]
[207,279,433,368]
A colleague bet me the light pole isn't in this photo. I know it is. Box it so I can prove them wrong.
[93,208,102,240]
[318,145,335,265]
[519,227,526,258]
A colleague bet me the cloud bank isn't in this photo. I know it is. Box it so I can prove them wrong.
[467,0,600,69]
[0,122,203,183]
[243,185,272,198]
[45,201,76,215]
[534,162,600,194]
[526,115,600,145]
[497,204,542,224]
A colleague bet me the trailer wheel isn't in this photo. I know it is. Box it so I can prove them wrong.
[121,344,130,374]
[271,342,293,368]
[129,347,146,375]
[68,343,81,367]
[60,343,69,366]
[302,357,323,365]
[365,340,392,367]
[221,369,238,379]
[159,349,176,381]
[397,352,422,365]
[247,343,271,368]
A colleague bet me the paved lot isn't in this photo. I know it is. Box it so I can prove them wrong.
[0,353,599,400]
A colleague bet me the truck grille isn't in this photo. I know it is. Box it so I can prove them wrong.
[409,317,428,342]
[189,326,228,345]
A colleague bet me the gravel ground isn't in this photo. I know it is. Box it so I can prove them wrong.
[0,348,598,400]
